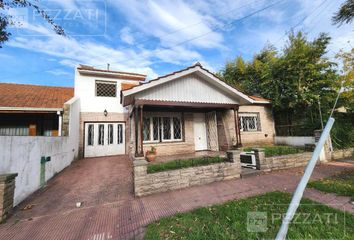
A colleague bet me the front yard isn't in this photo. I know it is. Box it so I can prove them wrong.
[308,170,354,200]
[145,191,354,240]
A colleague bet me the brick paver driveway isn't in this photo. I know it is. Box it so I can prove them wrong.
[0,156,353,240]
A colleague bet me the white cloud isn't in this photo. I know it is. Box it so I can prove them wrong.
[7,22,204,79]
[110,0,224,49]
[46,69,71,76]
[120,27,135,45]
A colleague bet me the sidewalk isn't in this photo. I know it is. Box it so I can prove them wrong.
[0,159,352,240]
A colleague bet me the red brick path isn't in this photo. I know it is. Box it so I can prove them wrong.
[0,156,352,240]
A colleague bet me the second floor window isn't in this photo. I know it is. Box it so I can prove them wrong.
[96,81,117,97]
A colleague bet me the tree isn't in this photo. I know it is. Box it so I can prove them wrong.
[332,0,354,26]
[0,0,65,48]
[218,31,338,135]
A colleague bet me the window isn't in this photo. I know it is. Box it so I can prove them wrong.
[162,117,171,140]
[98,124,105,145]
[143,114,182,142]
[108,124,113,144]
[87,124,94,146]
[117,124,123,144]
[96,81,117,97]
[239,113,261,132]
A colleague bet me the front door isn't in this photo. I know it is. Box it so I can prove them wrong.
[193,113,208,151]
[84,122,125,157]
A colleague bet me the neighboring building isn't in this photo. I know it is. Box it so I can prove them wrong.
[0,83,74,136]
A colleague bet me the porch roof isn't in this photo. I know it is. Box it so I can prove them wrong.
[122,63,257,107]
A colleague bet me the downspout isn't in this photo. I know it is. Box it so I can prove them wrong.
[57,111,62,137]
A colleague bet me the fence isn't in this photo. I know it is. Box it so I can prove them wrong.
[0,97,80,205]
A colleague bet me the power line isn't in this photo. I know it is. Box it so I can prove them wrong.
[274,0,329,46]
[160,0,286,49]
[2,0,279,81]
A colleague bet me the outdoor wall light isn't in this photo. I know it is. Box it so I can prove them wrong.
[104,109,108,117]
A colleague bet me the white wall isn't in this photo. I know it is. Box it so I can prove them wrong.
[275,136,315,146]
[74,69,139,113]
[0,97,80,206]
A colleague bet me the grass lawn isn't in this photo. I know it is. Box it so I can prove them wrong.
[244,145,305,157]
[147,156,227,174]
[145,192,354,240]
[308,170,354,200]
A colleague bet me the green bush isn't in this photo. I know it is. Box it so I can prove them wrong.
[244,145,305,157]
[331,113,354,149]
[147,156,227,174]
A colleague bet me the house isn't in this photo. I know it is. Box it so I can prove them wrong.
[0,83,74,136]
[75,63,275,158]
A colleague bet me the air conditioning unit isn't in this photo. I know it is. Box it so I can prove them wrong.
[240,151,256,169]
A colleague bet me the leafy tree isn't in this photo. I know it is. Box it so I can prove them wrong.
[0,0,65,48]
[335,48,354,111]
[332,0,354,26]
[218,31,339,135]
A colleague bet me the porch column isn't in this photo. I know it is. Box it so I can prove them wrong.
[134,106,139,156]
[139,105,144,156]
[233,106,242,147]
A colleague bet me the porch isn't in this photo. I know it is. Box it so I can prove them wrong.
[130,101,243,158]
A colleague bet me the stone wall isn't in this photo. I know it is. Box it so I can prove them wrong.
[133,150,241,196]
[332,148,353,160]
[253,148,312,171]
[0,173,17,222]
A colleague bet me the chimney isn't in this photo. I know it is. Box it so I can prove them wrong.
[107,63,110,71]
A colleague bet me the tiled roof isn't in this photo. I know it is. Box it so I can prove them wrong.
[0,83,74,109]
[248,95,271,103]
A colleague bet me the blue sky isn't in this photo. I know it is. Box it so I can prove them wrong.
[0,0,353,87]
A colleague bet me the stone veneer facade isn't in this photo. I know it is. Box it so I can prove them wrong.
[218,104,275,151]
[253,148,313,171]
[133,150,241,196]
[0,173,17,223]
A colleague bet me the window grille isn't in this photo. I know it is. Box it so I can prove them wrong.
[142,114,183,142]
[96,81,117,97]
[87,124,94,146]
[108,124,113,144]
[239,113,261,132]
[173,117,182,140]
[152,117,159,141]
[117,124,123,144]
[98,124,105,145]
[143,118,151,141]
[162,117,171,140]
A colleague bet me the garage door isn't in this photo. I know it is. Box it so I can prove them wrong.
[84,122,125,157]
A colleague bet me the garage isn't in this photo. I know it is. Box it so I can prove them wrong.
[84,122,125,157]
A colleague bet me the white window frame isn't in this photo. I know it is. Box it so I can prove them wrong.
[143,113,183,143]
[239,112,261,132]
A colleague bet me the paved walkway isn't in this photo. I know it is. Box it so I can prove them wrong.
[0,156,353,240]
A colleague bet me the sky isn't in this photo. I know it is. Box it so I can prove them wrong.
[0,0,353,87]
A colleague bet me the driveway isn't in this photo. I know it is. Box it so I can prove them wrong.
[11,155,134,221]
[0,156,353,240]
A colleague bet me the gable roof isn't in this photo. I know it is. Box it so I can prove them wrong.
[0,83,74,111]
[122,63,258,106]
